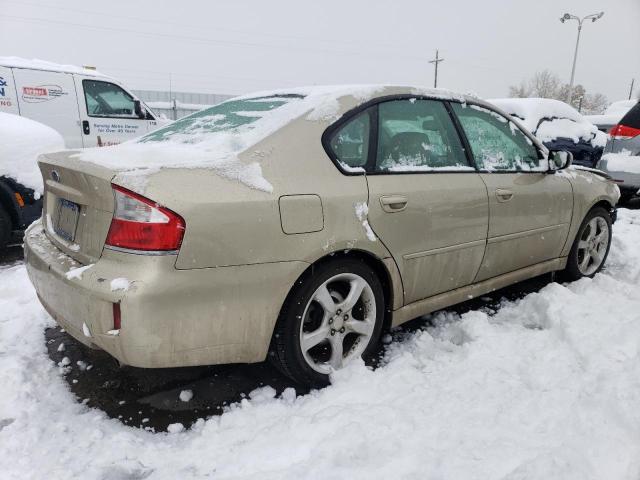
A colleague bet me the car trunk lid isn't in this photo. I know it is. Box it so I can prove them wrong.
[38,151,116,265]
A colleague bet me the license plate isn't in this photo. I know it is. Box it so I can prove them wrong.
[54,198,80,242]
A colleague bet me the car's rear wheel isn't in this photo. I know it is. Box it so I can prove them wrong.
[563,206,612,281]
[0,205,12,251]
[271,259,384,387]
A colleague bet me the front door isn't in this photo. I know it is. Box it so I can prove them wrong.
[360,98,489,304]
[451,102,573,281]
[75,77,154,147]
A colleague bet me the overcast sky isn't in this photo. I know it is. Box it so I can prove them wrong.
[1,0,638,102]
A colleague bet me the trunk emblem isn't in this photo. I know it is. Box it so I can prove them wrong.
[51,170,61,182]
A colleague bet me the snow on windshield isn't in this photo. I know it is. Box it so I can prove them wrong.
[489,98,606,148]
[0,112,65,194]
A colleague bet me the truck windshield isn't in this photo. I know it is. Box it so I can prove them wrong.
[140,94,305,143]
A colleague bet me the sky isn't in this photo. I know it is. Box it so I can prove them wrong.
[1,0,639,102]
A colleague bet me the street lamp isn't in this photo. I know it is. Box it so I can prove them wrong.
[560,11,604,104]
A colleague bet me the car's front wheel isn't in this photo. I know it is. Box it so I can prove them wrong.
[271,259,385,387]
[563,206,612,281]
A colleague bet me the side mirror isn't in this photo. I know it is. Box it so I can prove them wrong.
[548,150,573,171]
[134,100,146,119]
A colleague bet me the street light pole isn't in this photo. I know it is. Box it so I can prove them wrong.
[560,12,604,104]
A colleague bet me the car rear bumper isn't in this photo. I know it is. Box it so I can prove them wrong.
[24,220,308,368]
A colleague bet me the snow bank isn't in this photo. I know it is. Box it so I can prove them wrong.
[0,113,65,193]
[3,209,640,478]
[490,97,606,147]
[602,151,640,174]
[0,56,104,77]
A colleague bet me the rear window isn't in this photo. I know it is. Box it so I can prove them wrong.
[619,102,640,129]
[140,94,305,143]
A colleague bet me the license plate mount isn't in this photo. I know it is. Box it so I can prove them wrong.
[54,198,80,242]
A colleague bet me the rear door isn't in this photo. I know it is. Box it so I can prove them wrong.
[75,76,153,147]
[328,97,489,305]
[450,102,572,281]
[11,68,83,147]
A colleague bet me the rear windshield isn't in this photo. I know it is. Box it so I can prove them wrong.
[139,94,305,143]
[619,102,640,129]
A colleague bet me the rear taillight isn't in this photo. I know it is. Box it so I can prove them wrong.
[105,184,185,252]
[609,124,640,140]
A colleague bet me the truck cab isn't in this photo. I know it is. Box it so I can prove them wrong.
[0,57,162,148]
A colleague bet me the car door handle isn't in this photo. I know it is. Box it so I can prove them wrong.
[82,120,90,135]
[495,188,514,202]
[380,195,408,212]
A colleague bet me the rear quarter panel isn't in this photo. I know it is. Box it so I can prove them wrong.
[139,103,394,270]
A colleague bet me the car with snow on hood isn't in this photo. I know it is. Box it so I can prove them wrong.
[24,85,619,386]
[490,98,607,168]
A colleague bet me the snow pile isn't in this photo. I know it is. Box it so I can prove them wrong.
[0,112,65,193]
[606,99,638,117]
[490,97,606,147]
[601,151,640,174]
[3,211,640,478]
[0,56,104,77]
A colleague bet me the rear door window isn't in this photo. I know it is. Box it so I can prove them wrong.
[452,103,543,171]
[375,99,470,172]
[328,110,370,170]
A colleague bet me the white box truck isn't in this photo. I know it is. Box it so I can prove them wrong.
[0,57,163,148]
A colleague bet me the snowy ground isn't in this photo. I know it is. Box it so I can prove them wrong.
[2,209,640,479]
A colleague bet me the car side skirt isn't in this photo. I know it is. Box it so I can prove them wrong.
[391,257,567,327]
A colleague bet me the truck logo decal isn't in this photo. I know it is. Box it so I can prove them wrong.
[0,77,6,97]
[22,84,68,103]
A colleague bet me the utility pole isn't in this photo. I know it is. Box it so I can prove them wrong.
[428,49,444,88]
[629,78,635,100]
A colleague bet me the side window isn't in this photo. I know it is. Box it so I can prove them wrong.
[329,111,370,170]
[375,99,470,172]
[452,103,542,171]
[83,80,137,118]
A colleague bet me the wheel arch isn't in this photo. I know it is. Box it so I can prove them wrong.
[0,179,19,228]
[275,249,399,338]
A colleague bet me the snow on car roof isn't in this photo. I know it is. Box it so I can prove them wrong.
[0,56,105,77]
[74,85,468,193]
[489,97,605,147]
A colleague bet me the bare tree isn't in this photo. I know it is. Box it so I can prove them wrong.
[509,70,608,114]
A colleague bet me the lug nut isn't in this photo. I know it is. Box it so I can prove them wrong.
[328,318,333,324]
[336,309,342,314]
[343,314,349,321]
[340,327,346,333]
[330,328,336,335]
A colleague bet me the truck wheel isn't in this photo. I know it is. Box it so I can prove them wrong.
[562,207,612,281]
[271,259,385,387]
[0,204,12,251]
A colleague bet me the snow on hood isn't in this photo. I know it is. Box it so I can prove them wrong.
[0,113,65,194]
[489,98,606,148]
[0,56,104,77]
[74,85,464,193]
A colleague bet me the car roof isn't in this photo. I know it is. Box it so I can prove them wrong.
[0,56,105,78]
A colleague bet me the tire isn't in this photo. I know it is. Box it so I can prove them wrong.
[270,258,385,387]
[0,204,12,251]
[562,206,612,281]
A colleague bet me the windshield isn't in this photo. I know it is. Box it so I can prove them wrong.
[139,94,305,143]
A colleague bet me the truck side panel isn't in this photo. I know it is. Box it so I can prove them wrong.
[0,66,20,115]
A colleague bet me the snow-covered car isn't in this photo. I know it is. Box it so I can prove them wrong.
[597,100,640,203]
[24,85,619,387]
[490,98,607,168]
[0,112,64,250]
